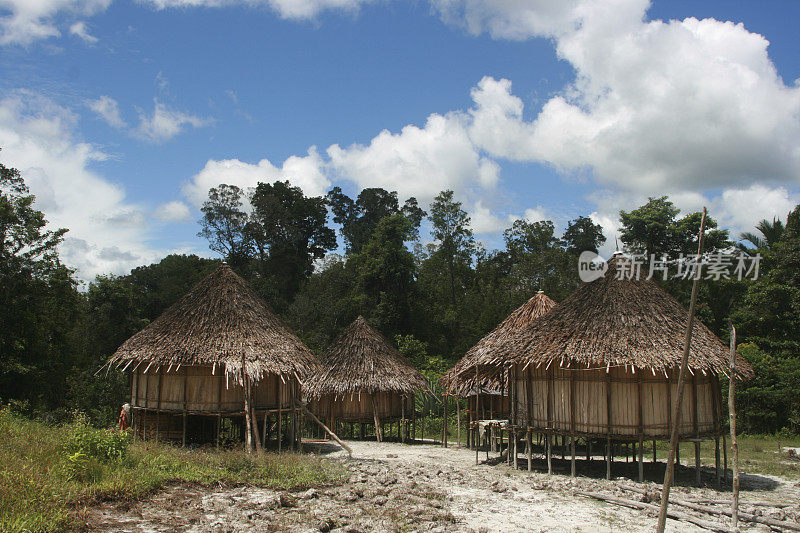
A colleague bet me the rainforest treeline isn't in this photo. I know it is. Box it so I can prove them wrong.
[1,158,798,434]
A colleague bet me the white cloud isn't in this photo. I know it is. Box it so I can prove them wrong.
[68,20,96,42]
[183,147,330,206]
[134,99,210,143]
[138,0,371,20]
[0,91,164,280]
[87,95,126,128]
[328,112,500,205]
[710,185,798,239]
[155,200,192,222]
[0,0,110,45]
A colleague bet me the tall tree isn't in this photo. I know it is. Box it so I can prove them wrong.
[740,217,786,250]
[562,216,606,255]
[503,219,575,299]
[197,184,251,267]
[247,181,336,306]
[327,186,425,254]
[428,190,474,308]
[351,213,418,338]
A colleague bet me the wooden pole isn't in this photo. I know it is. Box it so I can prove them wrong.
[526,428,532,471]
[636,368,644,482]
[456,396,461,448]
[729,323,740,532]
[656,207,707,533]
[251,407,263,453]
[401,395,406,443]
[182,369,187,448]
[156,370,163,442]
[372,394,383,442]
[606,369,612,480]
[277,378,282,452]
[443,394,448,448]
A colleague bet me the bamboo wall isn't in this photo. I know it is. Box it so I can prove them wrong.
[467,393,510,420]
[130,365,299,414]
[511,364,722,439]
[310,391,413,423]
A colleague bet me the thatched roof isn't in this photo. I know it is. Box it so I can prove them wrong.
[304,316,428,398]
[107,263,318,383]
[484,255,754,380]
[441,291,557,396]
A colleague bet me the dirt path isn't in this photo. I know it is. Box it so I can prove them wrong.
[86,439,800,532]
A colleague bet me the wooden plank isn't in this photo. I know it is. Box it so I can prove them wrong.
[636,368,644,482]
[606,369,612,480]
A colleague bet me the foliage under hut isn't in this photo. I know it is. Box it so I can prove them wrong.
[304,316,428,442]
[105,263,319,452]
[440,291,556,449]
[484,255,754,483]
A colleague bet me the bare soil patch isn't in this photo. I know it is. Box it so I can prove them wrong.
[85,439,800,532]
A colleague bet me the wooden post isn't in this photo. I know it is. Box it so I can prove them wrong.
[657,207,707,533]
[513,428,518,469]
[156,370,163,442]
[216,413,221,450]
[637,368,644,482]
[546,433,552,475]
[653,440,657,463]
[263,410,268,448]
[182,368,188,448]
[526,428,532,471]
[277,378,282,452]
[456,396,461,448]
[372,394,383,442]
[251,407,263,453]
[606,368,612,481]
[729,324,740,532]
[443,394,448,448]
[242,367,253,453]
[401,395,406,443]
[570,369,576,477]
[722,433,728,481]
[692,373,700,487]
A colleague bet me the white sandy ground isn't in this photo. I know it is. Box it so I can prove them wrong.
[86,439,800,532]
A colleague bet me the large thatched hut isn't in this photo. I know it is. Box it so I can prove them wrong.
[487,255,753,481]
[107,263,318,450]
[304,316,428,442]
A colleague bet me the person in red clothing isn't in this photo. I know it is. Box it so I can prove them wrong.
[118,403,131,431]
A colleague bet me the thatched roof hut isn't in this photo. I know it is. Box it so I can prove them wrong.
[305,316,428,441]
[108,263,317,382]
[440,291,557,397]
[108,263,317,448]
[492,255,754,480]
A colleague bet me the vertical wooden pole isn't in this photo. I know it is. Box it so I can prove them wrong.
[456,396,461,448]
[242,368,252,453]
[606,368,612,481]
[263,410,268,448]
[546,433,552,475]
[692,373,700,487]
[156,370,163,442]
[570,369,576,477]
[526,428,532,471]
[653,440,657,462]
[443,394,448,448]
[216,413,221,450]
[372,394,383,442]
[401,395,406,443]
[657,207,707,533]
[723,433,728,480]
[277,378,282,452]
[729,324,740,531]
[637,368,644,482]
[182,368,188,448]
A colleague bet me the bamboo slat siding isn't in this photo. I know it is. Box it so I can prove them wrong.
[131,366,300,413]
[467,393,510,419]
[310,392,413,422]
[512,364,722,438]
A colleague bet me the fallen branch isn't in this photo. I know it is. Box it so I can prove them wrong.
[617,484,800,531]
[575,490,727,533]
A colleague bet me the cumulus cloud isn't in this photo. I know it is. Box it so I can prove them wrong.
[134,100,210,143]
[0,91,165,280]
[87,95,126,128]
[328,112,500,205]
[183,147,330,206]
[155,200,192,222]
[68,20,96,42]
[0,0,110,45]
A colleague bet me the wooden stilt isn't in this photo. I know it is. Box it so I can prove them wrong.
[606,437,612,480]
[156,370,163,442]
[526,428,532,471]
[252,408,263,453]
[456,397,461,448]
[263,410,268,448]
[182,368,188,448]
[372,394,383,442]
[277,379,282,453]
[546,433,552,475]
[571,434,576,477]
[715,436,721,487]
[653,439,657,463]
[638,436,644,483]
[722,433,728,481]
[443,394,448,448]
[513,429,518,469]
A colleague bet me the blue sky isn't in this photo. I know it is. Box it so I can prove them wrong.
[1,0,799,281]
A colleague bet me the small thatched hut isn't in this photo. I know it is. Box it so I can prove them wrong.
[304,316,428,442]
[487,256,753,481]
[441,291,557,426]
[106,263,318,450]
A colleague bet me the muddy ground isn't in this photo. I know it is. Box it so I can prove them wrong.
[85,439,800,532]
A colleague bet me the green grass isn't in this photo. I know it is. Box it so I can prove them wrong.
[0,409,347,533]
[674,434,800,480]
